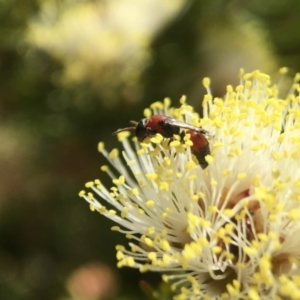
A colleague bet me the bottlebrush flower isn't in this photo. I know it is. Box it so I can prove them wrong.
[79,69,300,299]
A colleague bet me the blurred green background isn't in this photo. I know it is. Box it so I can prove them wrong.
[1,0,300,299]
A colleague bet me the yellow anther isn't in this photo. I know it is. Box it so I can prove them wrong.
[150,134,163,144]
[98,142,104,152]
[113,175,125,185]
[205,155,214,163]
[109,148,119,159]
[202,77,211,88]
[78,190,85,197]
[212,246,222,254]
[144,237,153,247]
[101,165,109,172]
[179,95,187,104]
[111,226,120,231]
[146,200,155,208]
[85,181,94,188]
[279,67,288,75]
[237,173,246,180]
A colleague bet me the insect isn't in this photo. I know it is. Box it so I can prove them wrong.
[183,129,211,169]
[112,115,213,169]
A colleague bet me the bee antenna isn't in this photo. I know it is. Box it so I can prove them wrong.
[112,126,136,136]
[129,120,138,126]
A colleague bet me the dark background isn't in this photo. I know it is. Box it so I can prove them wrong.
[1,0,300,299]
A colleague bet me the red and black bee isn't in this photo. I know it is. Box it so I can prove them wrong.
[113,115,213,169]
[183,129,211,169]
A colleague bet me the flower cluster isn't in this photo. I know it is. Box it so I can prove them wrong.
[79,69,300,299]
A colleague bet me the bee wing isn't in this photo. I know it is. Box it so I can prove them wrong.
[165,118,214,137]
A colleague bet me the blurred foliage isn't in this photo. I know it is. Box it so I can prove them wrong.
[0,0,300,299]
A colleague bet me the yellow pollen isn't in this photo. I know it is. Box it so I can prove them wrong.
[159,182,169,191]
[115,245,125,251]
[140,265,149,273]
[237,172,246,180]
[109,148,119,159]
[129,188,139,196]
[236,262,246,269]
[205,155,214,163]
[244,246,257,256]
[245,80,252,89]
[212,142,224,149]
[252,175,261,187]
[126,257,135,267]
[166,169,173,177]
[99,207,106,214]
[163,157,171,167]
[121,208,128,218]
[179,95,187,104]
[279,67,289,74]
[164,97,171,107]
[210,179,218,186]
[185,161,197,170]
[150,101,164,110]
[78,190,85,197]
[111,226,120,231]
[226,85,233,93]
[116,251,124,260]
[144,237,153,247]
[169,140,181,147]
[272,168,280,178]
[239,68,245,78]
[148,252,157,260]
[112,175,125,185]
[150,134,163,144]
[85,181,94,188]
[235,85,244,92]
[214,98,223,107]
[89,203,95,211]
[101,165,109,172]
[160,239,170,251]
[146,200,155,208]
[272,151,281,161]
[191,195,198,201]
[143,108,152,118]
[289,208,300,220]
[213,118,223,128]
[202,77,211,88]
[131,245,138,252]
[212,246,222,254]
[117,131,131,141]
[161,212,167,219]
[188,175,197,181]
[146,173,157,180]
[248,287,260,300]
[145,227,155,235]
[97,142,104,152]
[222,169,230,177]
[199,218,211,227]
[208,206,217,213]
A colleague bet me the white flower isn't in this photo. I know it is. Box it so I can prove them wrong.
[80,69,300,300]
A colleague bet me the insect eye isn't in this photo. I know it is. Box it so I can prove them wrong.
[135,119,147,141]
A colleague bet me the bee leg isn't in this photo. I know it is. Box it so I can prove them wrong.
[179,131,186,142]
[146,127,155,137]
[194,145,210,169]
